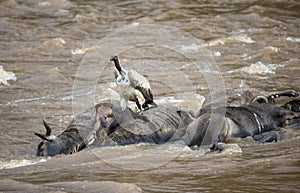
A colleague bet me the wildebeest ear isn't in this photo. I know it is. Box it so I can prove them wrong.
[34,133,53,141]
[43,119,52,136]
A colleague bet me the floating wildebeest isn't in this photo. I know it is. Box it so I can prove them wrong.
[35,101,193,156]
[34,120,86,156]
[86,102,192,146]
[184,90,300,151]
[184,102,299,151]
[34,91,300,156]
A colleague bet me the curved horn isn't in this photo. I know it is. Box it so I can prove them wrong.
[34,133,50,141]
[251,95,268,103]
[43,119,52,136]
[34,132,56,141]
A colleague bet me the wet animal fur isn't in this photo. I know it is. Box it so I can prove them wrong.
[184,102,298,151]
[35,120,86,156]
[86,101,193,146]
[35,101,193,156]
[35,92,300,156]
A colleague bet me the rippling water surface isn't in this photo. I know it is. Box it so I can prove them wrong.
[0,0,299,192]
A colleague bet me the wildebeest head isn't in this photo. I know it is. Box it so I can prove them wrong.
[34,119,61,156]
[34,119,84,156]
[95,102,121,136]
[262,103,300,127]
[284,98,300,112]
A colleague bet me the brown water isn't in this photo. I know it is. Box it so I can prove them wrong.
[0,0,300,192]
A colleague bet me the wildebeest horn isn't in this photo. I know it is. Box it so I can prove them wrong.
[34,133,50,141]
[34,119,55,141]
[251,95,268,103]
[43,119,52,136]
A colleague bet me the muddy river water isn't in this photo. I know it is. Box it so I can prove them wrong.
[0,0,299,192]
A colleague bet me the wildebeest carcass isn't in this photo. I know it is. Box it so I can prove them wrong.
[35,91,300,156]
[34,120,86,156]
[35,101,193,156]
[183,90,300,151]
[34,104,103,156]
[85,101,193,146]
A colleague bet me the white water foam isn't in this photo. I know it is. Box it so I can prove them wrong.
[286,37,300,43]
[0,158,49,169]
[180,34,255,52]
[228,34,255,44]
[0,65,17,86]
[214,51,222,56]
[241,61,284,75]
[71,47,92,55]
[155,94,205,110]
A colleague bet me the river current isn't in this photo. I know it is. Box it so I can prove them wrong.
[0,0,299,192]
